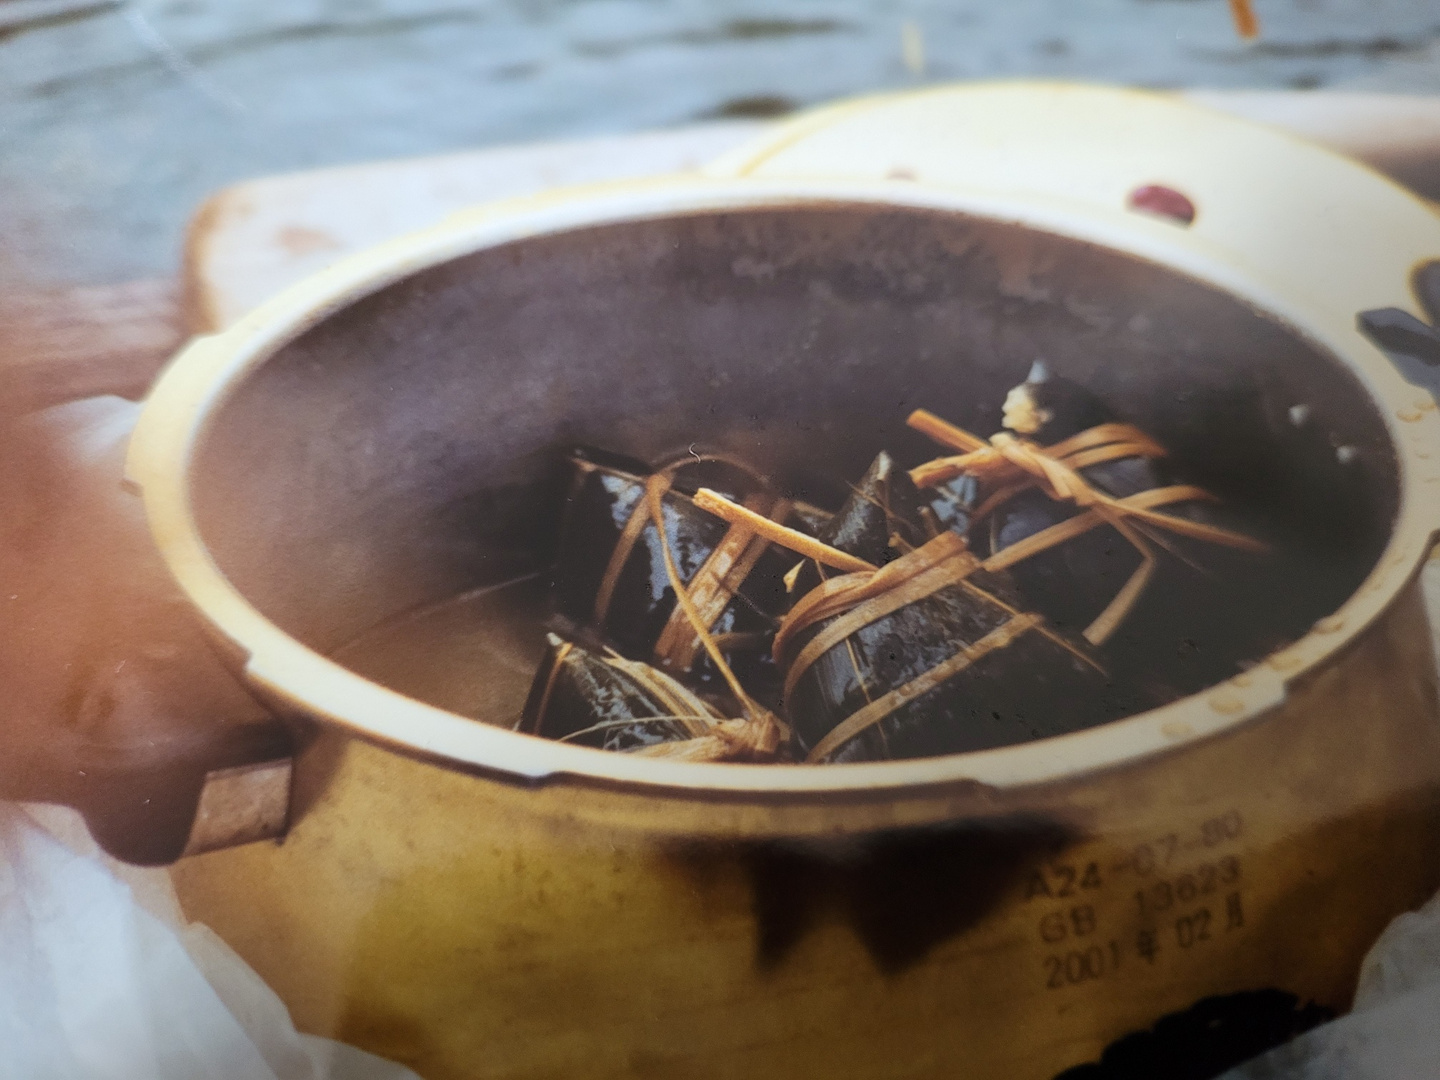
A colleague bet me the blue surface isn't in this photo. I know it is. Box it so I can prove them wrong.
[3,0,1440,287]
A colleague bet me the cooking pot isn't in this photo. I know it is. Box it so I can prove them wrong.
[126,84,1440,1079]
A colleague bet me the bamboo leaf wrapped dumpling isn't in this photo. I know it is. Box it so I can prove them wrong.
[695,458,1130,764]
[784,449,930,601]
[779,534,1124,763]
[550,449,822,684]
[522,633,785,762]
[908,362,1273,697]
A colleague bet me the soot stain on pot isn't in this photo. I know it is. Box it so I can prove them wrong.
[676,207,1139,464]
[733,814,1078,973]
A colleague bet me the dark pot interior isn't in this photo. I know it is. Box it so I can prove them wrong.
[190,202,1399,727]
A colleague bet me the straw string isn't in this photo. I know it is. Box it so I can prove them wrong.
[906,409,1267,644]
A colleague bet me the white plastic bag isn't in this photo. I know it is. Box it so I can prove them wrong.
[0,802,420,1080]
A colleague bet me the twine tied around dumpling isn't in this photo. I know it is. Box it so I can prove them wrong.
[634,476,790,762]
[907,410,1269,646]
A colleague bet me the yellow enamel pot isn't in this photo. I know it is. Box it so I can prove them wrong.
[129,84,1440,1079]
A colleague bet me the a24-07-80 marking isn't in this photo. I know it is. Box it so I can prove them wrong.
[1026,810,1248,990]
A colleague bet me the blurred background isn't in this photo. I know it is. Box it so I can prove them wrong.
[4,0,1440,290]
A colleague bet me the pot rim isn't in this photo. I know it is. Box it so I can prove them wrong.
[129,90,1440,800]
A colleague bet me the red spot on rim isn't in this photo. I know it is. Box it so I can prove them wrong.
[1127,184,1197,226]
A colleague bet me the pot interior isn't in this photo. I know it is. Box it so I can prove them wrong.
[190,202,1399,734]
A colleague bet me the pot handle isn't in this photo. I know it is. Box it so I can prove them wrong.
[6,695,295,868]
[0,397,294,866]
[1358,260,1440,398]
